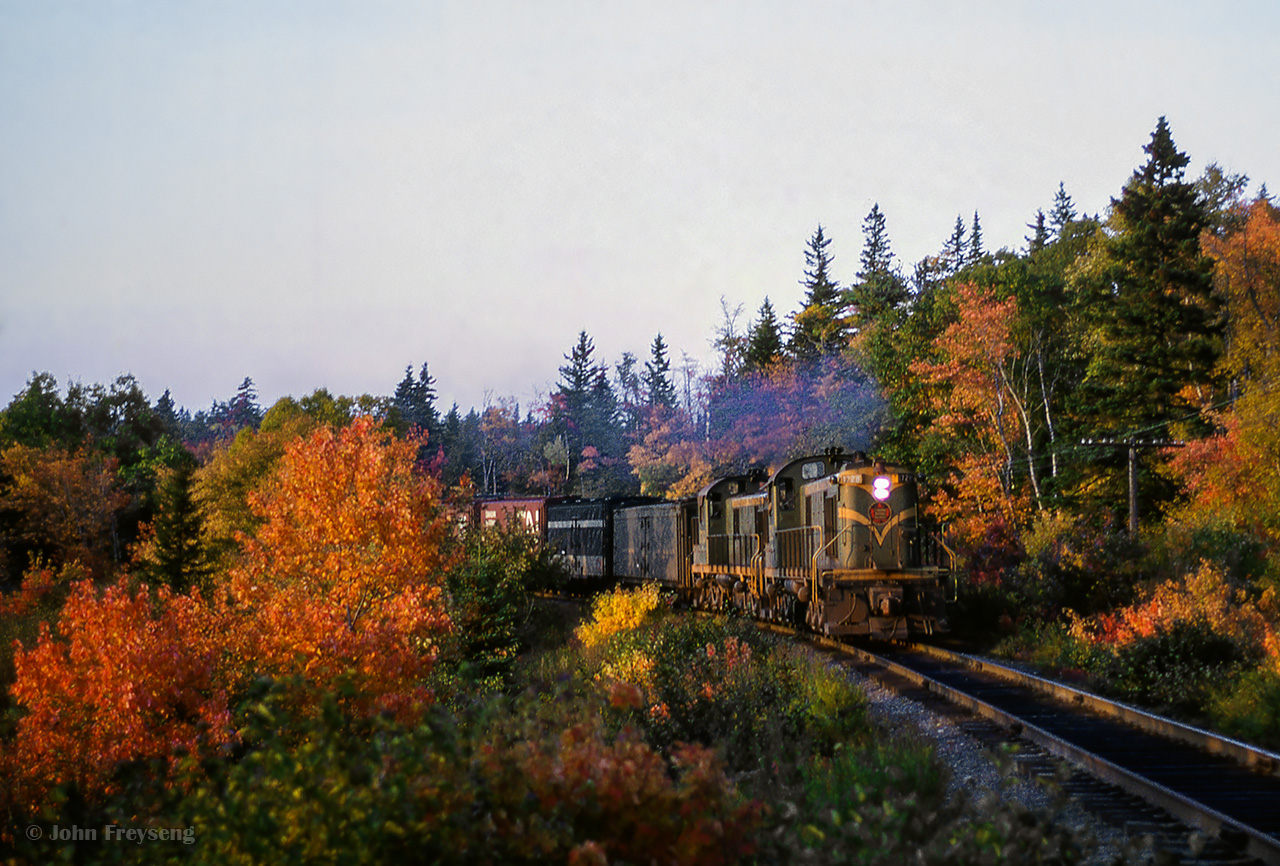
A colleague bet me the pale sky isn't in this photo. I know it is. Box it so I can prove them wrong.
[3,2,1278,416]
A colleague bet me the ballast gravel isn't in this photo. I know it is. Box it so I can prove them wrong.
[847,668,1134,864]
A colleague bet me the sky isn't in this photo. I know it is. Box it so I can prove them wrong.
[3,1,1278,417]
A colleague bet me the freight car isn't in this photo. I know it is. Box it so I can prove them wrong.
[480,452,953,639]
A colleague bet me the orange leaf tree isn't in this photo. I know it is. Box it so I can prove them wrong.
[7,580,233,808]
[226,416,455,718]
[0,444,127,579]
[1191,196,1280,527]
[910,283,1041,543]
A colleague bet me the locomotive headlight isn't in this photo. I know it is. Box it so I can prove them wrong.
[872,476,892,500]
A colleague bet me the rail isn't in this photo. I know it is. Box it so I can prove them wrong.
[833,639,1280,865]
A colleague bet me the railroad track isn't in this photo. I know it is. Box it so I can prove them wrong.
[807,635,1280,865]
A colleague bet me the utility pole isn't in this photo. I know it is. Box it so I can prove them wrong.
[1080,438,1184,535]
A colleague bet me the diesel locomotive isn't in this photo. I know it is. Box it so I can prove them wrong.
[476,451,954,639]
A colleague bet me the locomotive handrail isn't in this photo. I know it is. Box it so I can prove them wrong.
[934,534,958,601]
[809,524,852,609]
[811,524,852,579]
[750,535,764,598]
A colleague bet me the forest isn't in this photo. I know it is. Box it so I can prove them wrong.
[1,117,1279,862]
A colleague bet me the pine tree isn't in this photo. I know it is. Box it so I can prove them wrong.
[227,377,262,430]
[139,456,211,594]
[943,215,967,274]
[614,351,644,432]
[743,297,784,372]
[554,331,627,493]
[393,362,439,438]
[969,211,984,264]
[154,389,181,438]
[643,333,678,409]
[557,331,596,423]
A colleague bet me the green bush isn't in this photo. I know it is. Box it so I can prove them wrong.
[1209,667,1280,750]
[752,738,1095,865]
[1101,619,1257,715]
[438,525,567,695]
[1151,518,1272,588]
[994,620,1111,675]
[1007,510,1146,620]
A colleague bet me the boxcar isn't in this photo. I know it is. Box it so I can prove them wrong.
[475,497,548,537]
[612,499,696,590]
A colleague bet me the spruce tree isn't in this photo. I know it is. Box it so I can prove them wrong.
[847,203,908,326]
[1078,117,1221,434]
[943,215,967,274]
[1049,181,1077,240]
[554,331,626,493]
[227,377,262,430]
[643,333,678,409]
[1025,209,1049,253]
[393,362,439,438]
[140,456,211,594]
[743,297,784,372]
[969,211,984,264]
[789,224,846,362]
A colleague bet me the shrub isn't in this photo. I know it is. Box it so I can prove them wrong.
[1210,667,1280,750]
[1007,509,1146,619]
[754,737,1095,865]
[1100,619,1256,715]
[440,525,555,693]
[574,582,662,650]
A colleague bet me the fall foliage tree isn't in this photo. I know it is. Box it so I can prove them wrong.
[911,283,1041,540]
[8,579,233,807]
[1171,196,1280,530]
[226,416,455,718]
[0,444,127,578]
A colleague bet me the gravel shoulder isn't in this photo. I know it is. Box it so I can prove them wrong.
[849,667,1134,864]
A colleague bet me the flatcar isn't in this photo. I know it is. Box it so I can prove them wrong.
[478,452,953,639]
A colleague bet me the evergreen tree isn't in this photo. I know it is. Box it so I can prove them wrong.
[969,211,985,264]
[943,215,967,274]
[1076,117,1221,437]
[154,389,182,439]
[643,334,678,409]
[614,351,644,432]
[859,204,894,278]
[1025,209,1049,253]
[789,224,846,362]
[744,297,784,372]
[846,204,909,327]
[1049,181,1077,240]
[138,455,211,594]
[226,377,262,431]
[392,362,439,438]
[553,331,628,494]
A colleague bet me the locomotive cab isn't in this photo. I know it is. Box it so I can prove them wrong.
[834,459,919,573]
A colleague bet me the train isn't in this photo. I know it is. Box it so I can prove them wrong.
[475,451,955,639]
